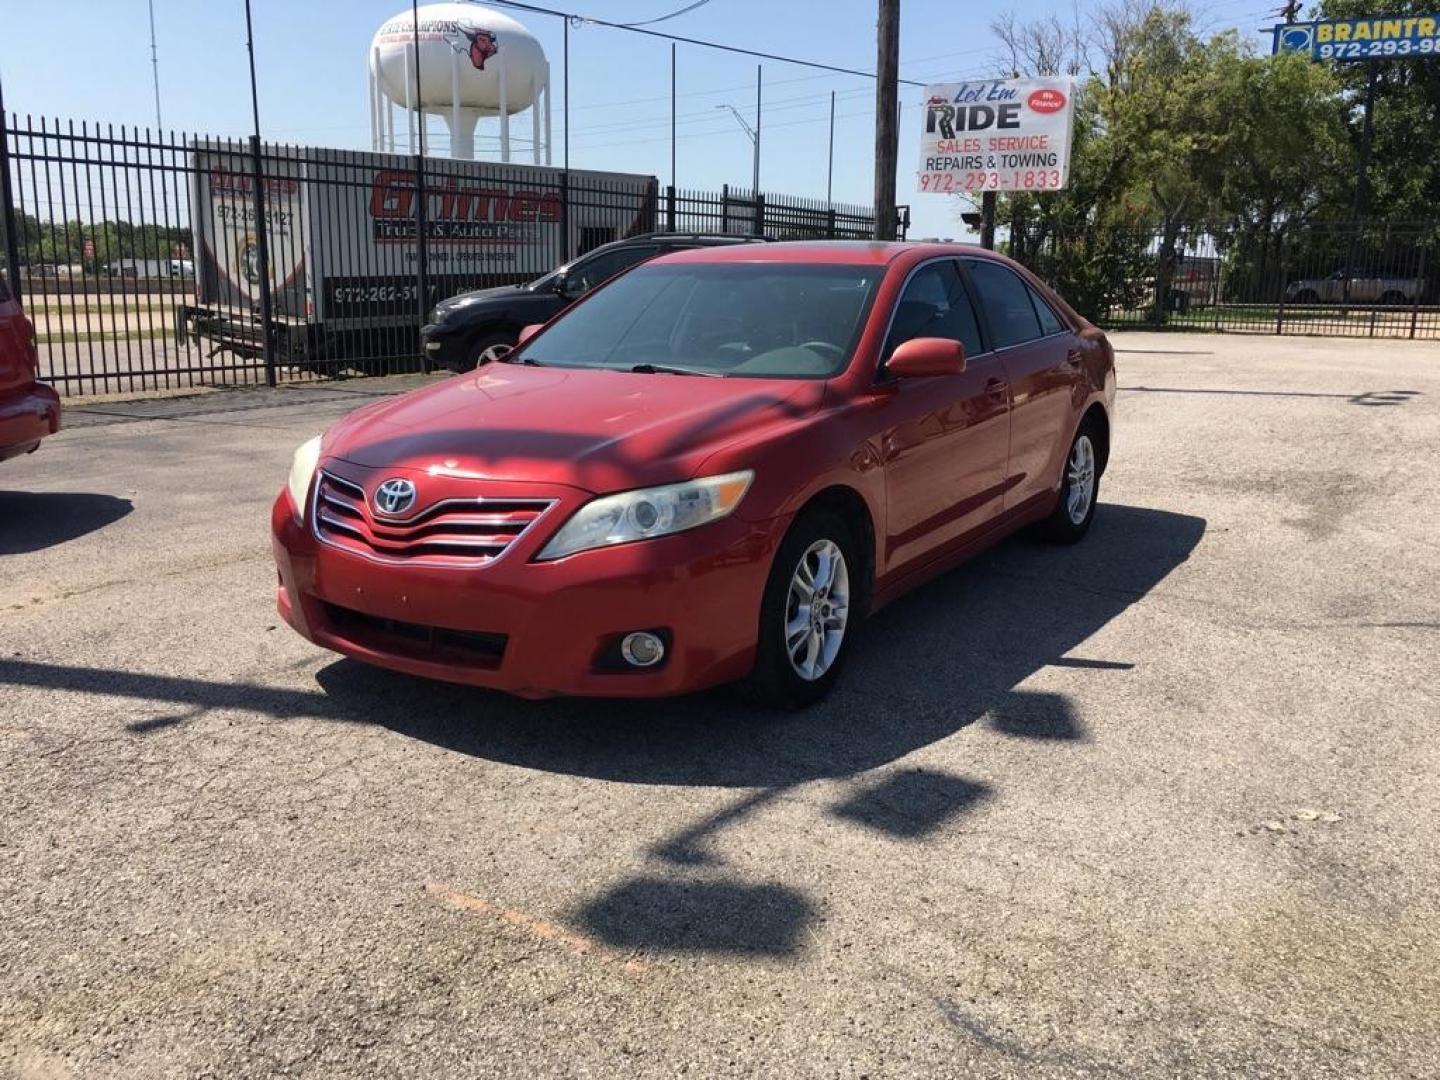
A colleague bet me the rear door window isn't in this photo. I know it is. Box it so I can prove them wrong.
[1028,287,1065,336]
[965,260,1043,348]
[568,246,657,294]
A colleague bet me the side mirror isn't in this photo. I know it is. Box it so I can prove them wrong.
[517,323,545,346]
[551,275,570,295]
[887,337,965,379]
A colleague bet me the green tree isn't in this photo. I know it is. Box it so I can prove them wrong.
[1317,0,1440,222]
[960,0,1363,321]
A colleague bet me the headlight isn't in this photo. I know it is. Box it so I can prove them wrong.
[537,470,753,560]
[286,435,322,520]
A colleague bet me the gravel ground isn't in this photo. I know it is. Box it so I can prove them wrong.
[1,332,1437,1079]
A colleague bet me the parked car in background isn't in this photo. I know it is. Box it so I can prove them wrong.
[0,280,62,463]
[274,242,1115,707]
[1285,267,1426,305]
[420,233,768,372]
[1165,256,1220,312]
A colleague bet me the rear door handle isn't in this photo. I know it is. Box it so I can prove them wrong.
[1065,349,1083,367]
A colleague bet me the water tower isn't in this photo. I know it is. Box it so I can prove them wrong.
[369,1,551,163]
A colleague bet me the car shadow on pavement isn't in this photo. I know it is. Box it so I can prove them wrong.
[0,502,1204,959]
[308,502,1205,789]
[315,502,1204,957]
[0,491,133,555]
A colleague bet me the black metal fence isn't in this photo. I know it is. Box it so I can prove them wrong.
[0,113,889,397]
[1005,219,1439,340]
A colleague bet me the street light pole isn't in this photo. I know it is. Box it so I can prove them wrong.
[716,104,760,194]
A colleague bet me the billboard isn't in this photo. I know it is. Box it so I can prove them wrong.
[1273,14,1439,61]
[917,77,1075,195]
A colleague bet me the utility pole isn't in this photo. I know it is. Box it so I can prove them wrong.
[670,43,677,190]
[827,90,835,205]
[753,64,762,196]
[243,0,276,385]
[873,0,899,240]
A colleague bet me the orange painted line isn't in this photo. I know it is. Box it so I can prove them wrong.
[423,881,647,975]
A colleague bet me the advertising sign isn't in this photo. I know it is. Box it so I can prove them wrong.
[918,77,1075,194]
[1273,14,1440,60]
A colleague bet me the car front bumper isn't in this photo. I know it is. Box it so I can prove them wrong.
[271,481,786,698]
[418,323,473,371]
[0,380,61,461]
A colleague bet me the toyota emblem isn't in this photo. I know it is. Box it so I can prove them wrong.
[373,477,418,516]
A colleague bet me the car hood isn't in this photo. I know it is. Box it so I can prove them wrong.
[324,364,825,493]
[432,283,532,316]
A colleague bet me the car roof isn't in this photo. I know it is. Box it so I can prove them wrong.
[608,232,768,249]
[654,240,998,266]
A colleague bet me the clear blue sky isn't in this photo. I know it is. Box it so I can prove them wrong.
[0,0,1271,241]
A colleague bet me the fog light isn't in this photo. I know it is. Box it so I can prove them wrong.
[619,631,665,668]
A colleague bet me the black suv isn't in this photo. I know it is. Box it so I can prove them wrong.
[421,232,767,372]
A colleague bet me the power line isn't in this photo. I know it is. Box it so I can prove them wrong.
[618,0,713,27]
[564,44,999,115]
[488,0,929,86]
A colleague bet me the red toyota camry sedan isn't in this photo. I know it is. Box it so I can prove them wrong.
[273,242,1115,707]
[0,281,61,464]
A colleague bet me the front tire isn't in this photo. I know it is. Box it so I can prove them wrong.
[1041,423,1101,544]
[742,509,860,710]
[447,329,517,373]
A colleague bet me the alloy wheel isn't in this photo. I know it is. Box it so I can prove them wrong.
[784,538,850,681]
[1066,434,1096,525]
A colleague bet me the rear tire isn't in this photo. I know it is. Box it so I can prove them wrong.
[1380,290,1406,307]
[1294,289,1320,305]
[741,509,861,710]
[1041,422,1101,544]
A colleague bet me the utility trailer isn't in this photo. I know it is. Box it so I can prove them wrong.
[177,142,657,371]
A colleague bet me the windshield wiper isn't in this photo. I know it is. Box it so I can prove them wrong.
[629,363,725,378]
[503,354,543,366]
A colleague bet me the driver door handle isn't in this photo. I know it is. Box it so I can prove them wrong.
[985,377,1009,402]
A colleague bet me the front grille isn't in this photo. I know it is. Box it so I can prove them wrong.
[313,471,554,566]
[322,602,507,668]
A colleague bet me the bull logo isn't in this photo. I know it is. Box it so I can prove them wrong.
[462,27,499,70]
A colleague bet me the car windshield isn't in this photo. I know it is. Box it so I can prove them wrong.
[508,262,881,378]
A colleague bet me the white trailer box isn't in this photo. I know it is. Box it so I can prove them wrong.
[179,142,657,368]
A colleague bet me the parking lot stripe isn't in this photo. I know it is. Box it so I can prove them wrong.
[423,881,648,976]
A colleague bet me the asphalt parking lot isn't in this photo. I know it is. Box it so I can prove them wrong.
[2,331,1438,1079]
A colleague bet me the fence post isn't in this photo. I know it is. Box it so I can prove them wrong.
[753,192,764,238]
[559,171,570,264]
[1275,232,1287,336]
[666,184,675,232]
[0,98,21,302]
[247,134,276,386]
[414,151,429,374]
[1410,245,1426,340]
[721,184,730,234]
